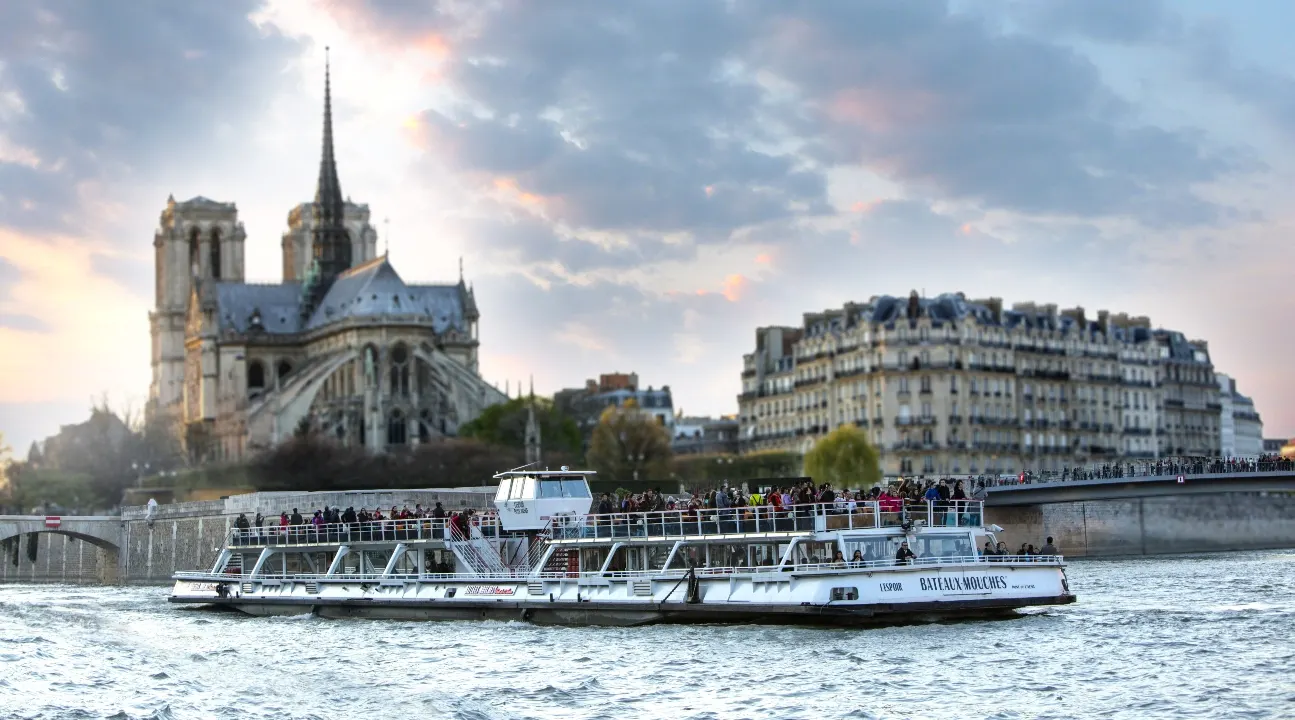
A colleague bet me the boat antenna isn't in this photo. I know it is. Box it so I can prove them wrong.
[496,461,542,477]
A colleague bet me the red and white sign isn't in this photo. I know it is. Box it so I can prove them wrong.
[463,585,517,596]
[44,516,61,529]
[1176,475,1185,484]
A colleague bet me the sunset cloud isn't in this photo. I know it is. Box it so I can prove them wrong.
[2,0,1294,453]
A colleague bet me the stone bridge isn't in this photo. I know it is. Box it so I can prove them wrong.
[981,470,1295,557]
[0,515,123,583]
[984,470,1295,506]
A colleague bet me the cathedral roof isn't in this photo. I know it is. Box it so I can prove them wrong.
[304,256,465,333]
[215,282,305,334]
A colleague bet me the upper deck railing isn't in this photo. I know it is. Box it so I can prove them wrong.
[547,500,985,541]
[226,515,503,548]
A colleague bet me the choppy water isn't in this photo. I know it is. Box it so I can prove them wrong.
[1,551,1292,720]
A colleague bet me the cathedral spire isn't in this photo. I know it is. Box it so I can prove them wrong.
[302,46,354,321]
[316,46,344,222]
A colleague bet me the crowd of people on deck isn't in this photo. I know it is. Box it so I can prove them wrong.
[230,503,486,544]
[599,476,985,520]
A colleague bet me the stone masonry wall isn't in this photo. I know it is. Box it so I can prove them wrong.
[986,492,1295,557]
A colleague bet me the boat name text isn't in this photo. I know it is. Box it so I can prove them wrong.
[919,575,1009,592]
[879,582,903,592]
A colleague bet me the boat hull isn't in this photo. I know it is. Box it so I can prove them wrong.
[173,594,1074,627]
[169,563,1077,627]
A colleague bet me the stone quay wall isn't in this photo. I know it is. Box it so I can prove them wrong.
[117,486,496,585]
[986,491,1295,557]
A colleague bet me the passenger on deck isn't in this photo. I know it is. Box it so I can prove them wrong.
[850,550,865,567]
[1039,537,1058,557]
[895,541,916,565]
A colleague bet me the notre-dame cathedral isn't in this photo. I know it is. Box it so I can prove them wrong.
[146,57,506,462]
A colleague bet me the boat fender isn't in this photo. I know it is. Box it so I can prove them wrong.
[549,593,554,603]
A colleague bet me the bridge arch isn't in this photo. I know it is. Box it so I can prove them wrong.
[0,517,122,584]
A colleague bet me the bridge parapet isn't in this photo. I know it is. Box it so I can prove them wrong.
[0,515,122,548]
[984,470,1295,506]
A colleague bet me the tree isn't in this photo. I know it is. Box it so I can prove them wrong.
[586,400,673,485]
[804,425,881,490]
[458,396,582,456]
[0,432,11,504]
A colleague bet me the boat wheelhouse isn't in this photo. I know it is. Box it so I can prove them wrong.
[170,468,1076,626]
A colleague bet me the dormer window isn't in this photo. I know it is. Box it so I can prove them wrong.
[248,308,264,331]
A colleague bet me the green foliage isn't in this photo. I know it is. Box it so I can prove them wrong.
[672,450,803,490]
[249,435,580,492]
[803,425,882,490]
[2,467,101,513]
[458,397,582,456]
[0,398,185,512]
[586,403,673,485]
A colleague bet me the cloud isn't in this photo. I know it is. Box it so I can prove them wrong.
[4,0,1295,447]
[1011,0,1181,44]
[758,3,1246,225]
[0,0,304,239]
[0,314,50,333]
[1184,21,1295,144]
[0,229,150,408]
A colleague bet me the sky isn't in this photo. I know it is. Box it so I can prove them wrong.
[1,0,1293,456]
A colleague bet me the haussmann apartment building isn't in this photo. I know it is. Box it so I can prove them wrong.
[737,292,1226,477]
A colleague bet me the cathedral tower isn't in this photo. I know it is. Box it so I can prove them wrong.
[301,48,354,319]
[148,195,245,423]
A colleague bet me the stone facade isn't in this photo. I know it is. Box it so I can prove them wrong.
[739,292,1224,475]
[1214,374,1264,460]
[556,373,675,449]
[147,63,505,463]
[672,416,740,455]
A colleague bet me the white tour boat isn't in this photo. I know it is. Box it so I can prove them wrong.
[169,468,1076,626]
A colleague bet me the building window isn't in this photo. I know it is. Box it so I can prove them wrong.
[389,343,410,397]
[387,409,407,446]
[210,227,222,279]
[247,360,265,391]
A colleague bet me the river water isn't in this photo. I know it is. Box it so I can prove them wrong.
[1,551,1291,720]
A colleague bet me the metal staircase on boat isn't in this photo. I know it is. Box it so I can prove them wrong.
[447,525,510,576]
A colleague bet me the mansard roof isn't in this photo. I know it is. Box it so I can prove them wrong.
[304,256,465,333]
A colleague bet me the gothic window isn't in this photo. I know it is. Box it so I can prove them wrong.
[247,361,266,391]
[210,227,222,279]
[387,409,407,446]
[277,360,293,384]
[389,343,410,397]
[419,409,432,442]
[188,226,201,277]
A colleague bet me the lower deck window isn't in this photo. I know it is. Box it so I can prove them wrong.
[830,587,859,601]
